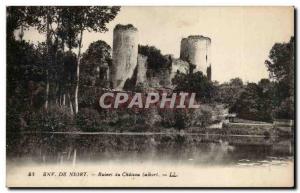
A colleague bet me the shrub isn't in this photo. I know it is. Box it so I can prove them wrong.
[272,96,294,119]
[143,108,162,127]
[76,108,104,132]
[28,106,75,132]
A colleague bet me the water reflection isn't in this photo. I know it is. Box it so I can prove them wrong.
[7,133,293,167]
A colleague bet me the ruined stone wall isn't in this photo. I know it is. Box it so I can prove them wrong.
[136,54,148,84]
[180,35,211,75]
[170,58,190,81]
[145,68,171,88]
[136,55,190,88]
[156,68,172,87]
[110,24,138,89]
[109,28,213,89]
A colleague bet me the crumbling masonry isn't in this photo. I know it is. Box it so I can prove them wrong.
[110,24,138,89]
[109,24,212,90]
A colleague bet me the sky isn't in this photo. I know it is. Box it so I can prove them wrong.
[22,6,294,83]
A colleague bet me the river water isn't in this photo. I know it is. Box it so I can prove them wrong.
[7,133,293,167]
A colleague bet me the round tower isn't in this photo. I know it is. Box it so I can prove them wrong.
[180,35,211,75]
[110,24,138,89]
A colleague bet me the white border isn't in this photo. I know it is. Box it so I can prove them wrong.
[1,0,297,6]
[0,0,298,192]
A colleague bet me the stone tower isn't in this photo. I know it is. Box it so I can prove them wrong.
[180,35,211,78]
[110,24,138,89]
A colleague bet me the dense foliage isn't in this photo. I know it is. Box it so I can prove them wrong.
[6,6,294,134]
[172,71,215,103]
[7,6,120,132]
[265,37,294,119]
[138,45,169,72]
[80,40,112,87]
[216,37,294,122]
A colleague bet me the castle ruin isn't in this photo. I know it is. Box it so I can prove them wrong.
[180,35,211,77]
[109,24,212,90]
[110,24,139,89]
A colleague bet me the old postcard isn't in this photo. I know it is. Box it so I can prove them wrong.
[6,6,294,187]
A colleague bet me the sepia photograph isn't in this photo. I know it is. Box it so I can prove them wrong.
[6,6,295,187]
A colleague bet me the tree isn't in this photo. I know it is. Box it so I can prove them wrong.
[232,83,261,121]
[60,6,120,114]
[7,41,46,132]
[265,37,294,119]
[7,7,47,132]
[138,45,169,73]
[215,78,244,107]
[172,71,215,102]
[265,37,294,100]
[14,6,120,114]
[7,6,121,134]
[62,51,77,115]
[80,40,112,87]
[231,80,274,122]
[265,37,294,83]
[13,7,63,111]
[272,96,294,119]
[6,7,40,41]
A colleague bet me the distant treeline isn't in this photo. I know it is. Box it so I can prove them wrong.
[214,37,294,122]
